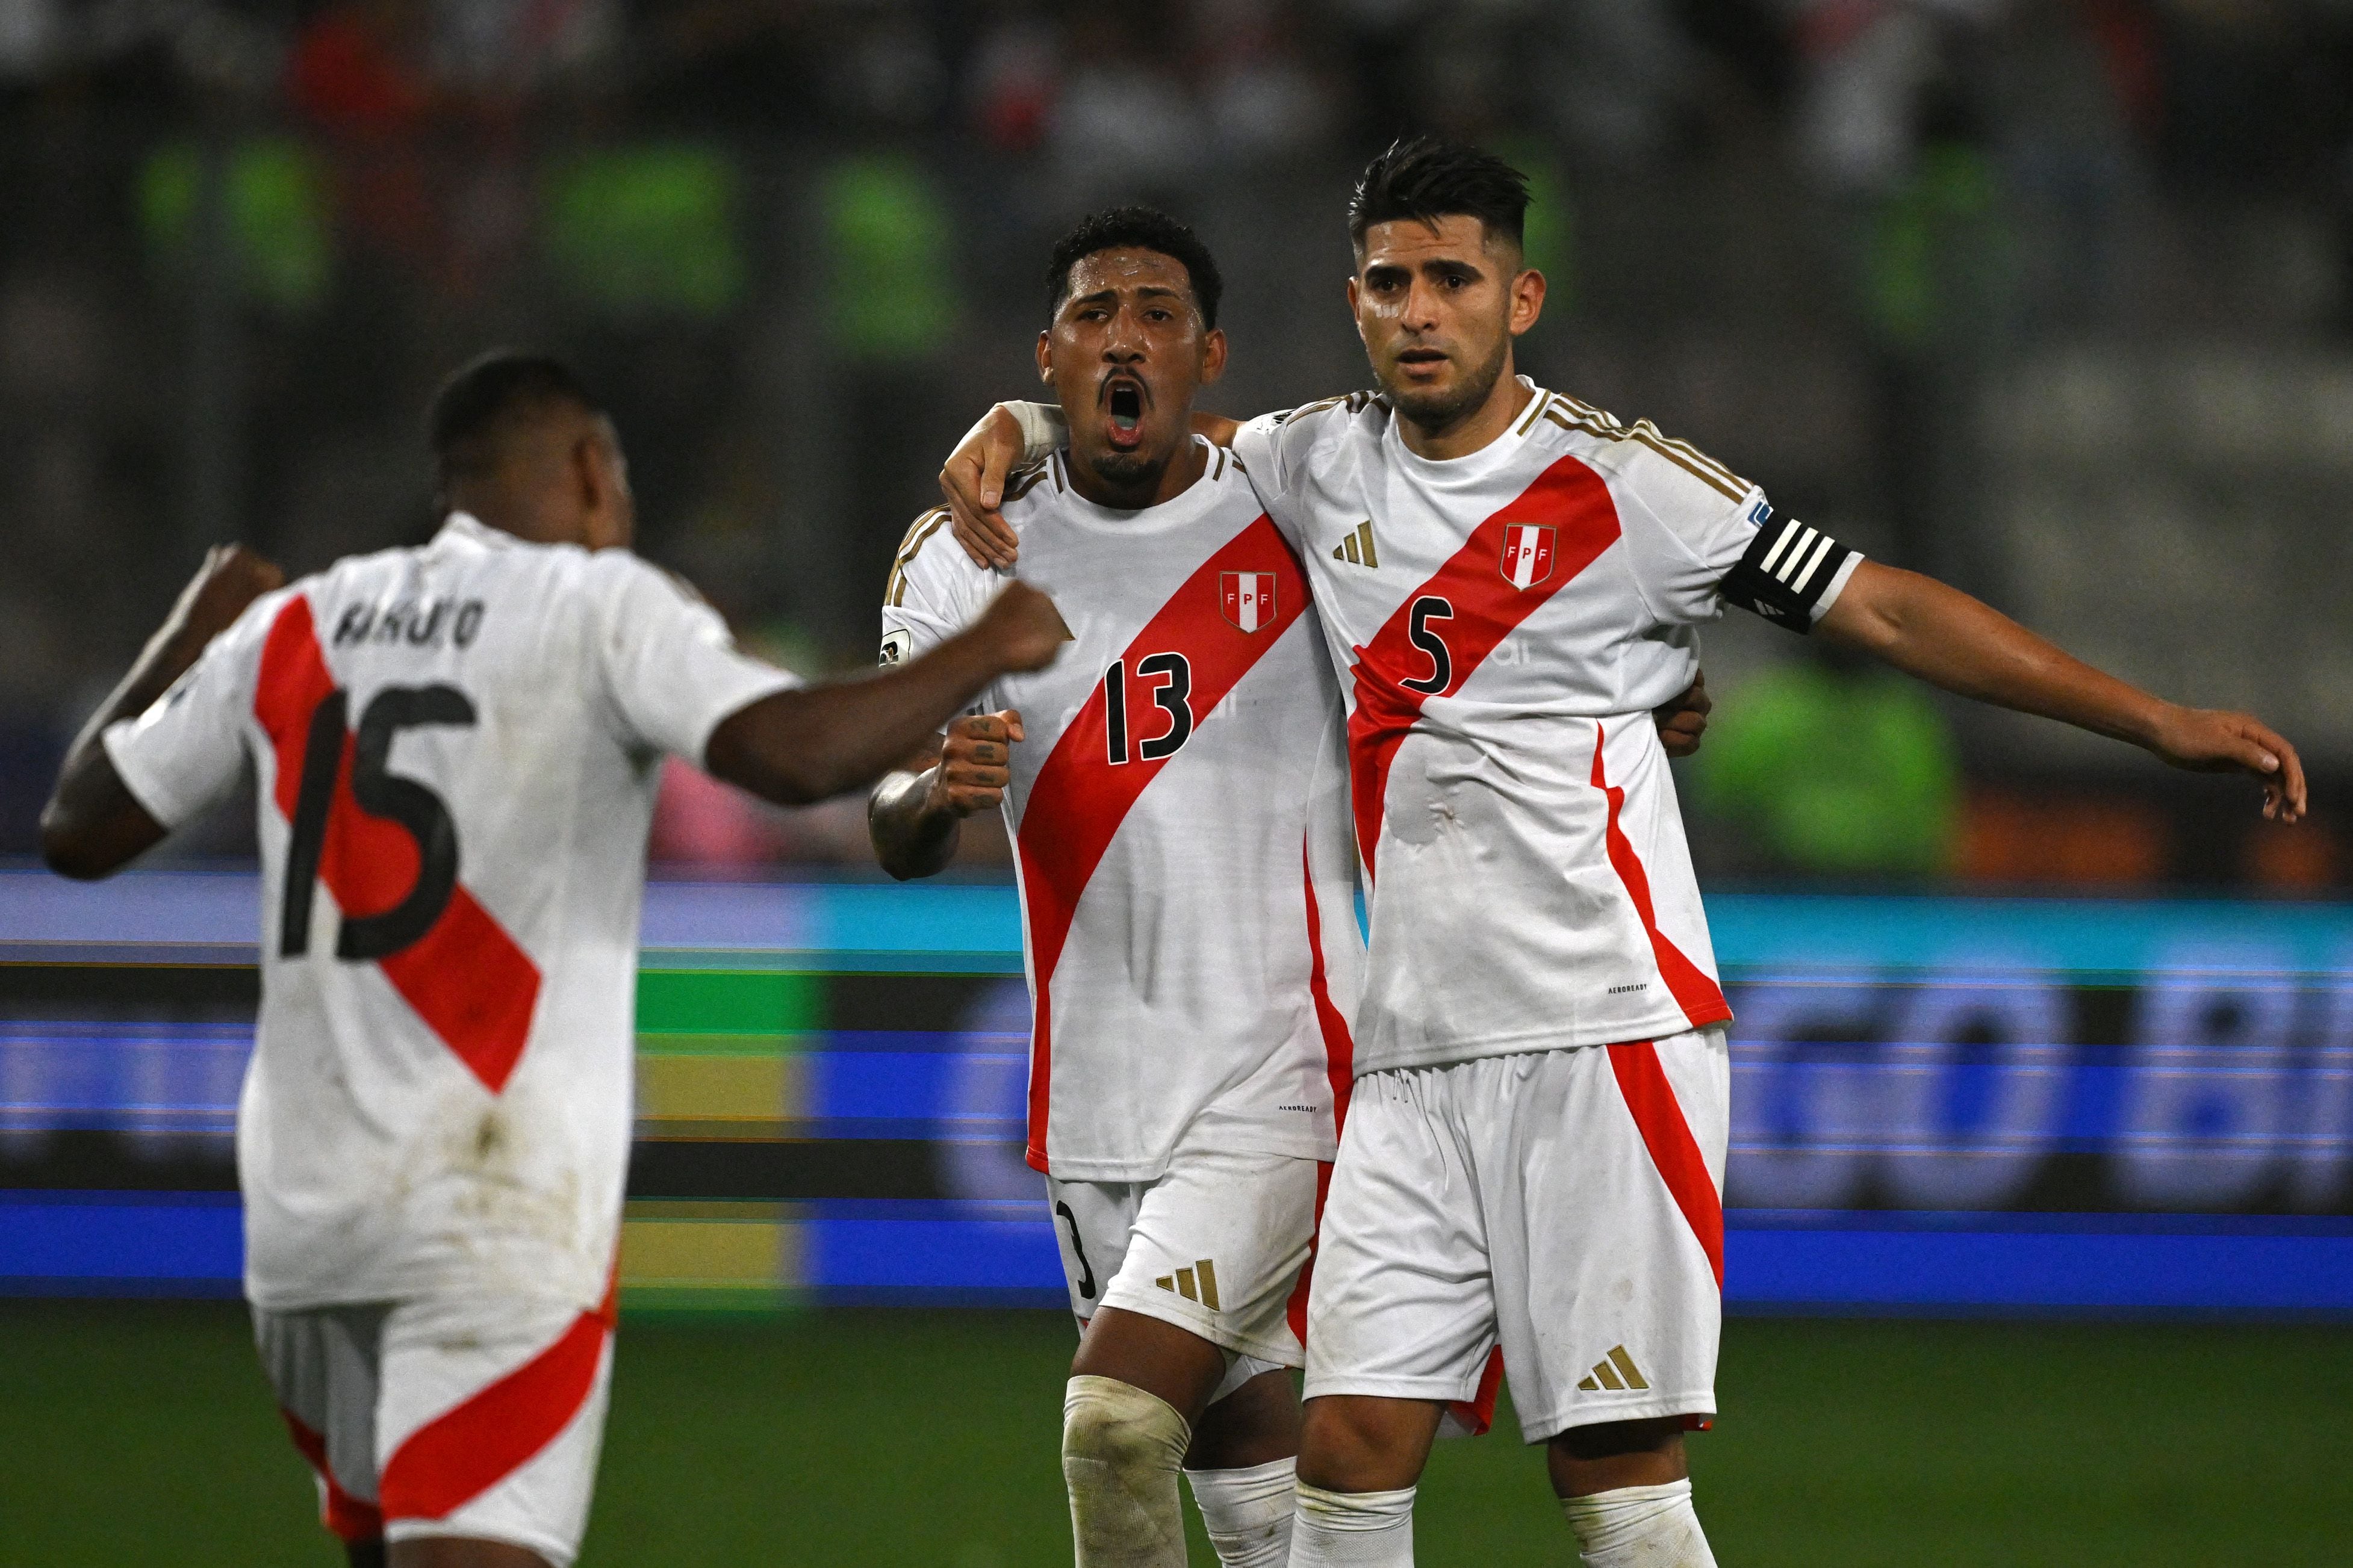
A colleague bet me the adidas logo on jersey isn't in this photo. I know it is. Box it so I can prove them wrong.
[1331,520,1380,568]
[1154,1259,1221,1310]
[1576,1345,1650,1392]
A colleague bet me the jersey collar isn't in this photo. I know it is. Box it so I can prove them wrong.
[434,511,517,551]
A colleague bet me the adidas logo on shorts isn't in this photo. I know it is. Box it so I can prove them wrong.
[1576,1345,1650,1393]
[1154,1259,1221,1310]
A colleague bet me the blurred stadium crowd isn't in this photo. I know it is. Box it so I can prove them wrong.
[1,0,2348,886]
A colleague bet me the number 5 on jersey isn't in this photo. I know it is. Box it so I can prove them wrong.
[1102,654,1195,766]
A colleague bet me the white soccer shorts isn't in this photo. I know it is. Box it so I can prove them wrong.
[1303,1028,1730,1443]
[254,1288,617,1564]
[1046,1148,1325,1399]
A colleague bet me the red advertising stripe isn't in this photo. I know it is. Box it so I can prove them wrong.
[278,1407,385,1543]
[1606,1040,1725,1288]
[1588,725,1730,1030]
[1015,516,1308,1170]
[1345,454,1621,878]
[377,1304,611,1522]
[253,596,542,1093]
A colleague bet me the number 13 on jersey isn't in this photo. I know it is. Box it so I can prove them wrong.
[1102,654,1195,766]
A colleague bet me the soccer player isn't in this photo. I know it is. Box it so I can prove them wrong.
[937,139,2306,1567]
[37,352,1068,1568]
[869,208,1711,1568]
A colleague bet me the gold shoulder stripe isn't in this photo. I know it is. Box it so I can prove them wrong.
[1541,396,1749,502]
[884,509,951,607]
[1627,425,1743,501]
[1629,418,1748,495]
[891,507,949,562]
[1004,463,1051,505]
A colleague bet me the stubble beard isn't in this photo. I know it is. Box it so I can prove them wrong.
[1386,331,1511,438]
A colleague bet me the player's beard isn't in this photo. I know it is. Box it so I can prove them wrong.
[1386,329,1511,436]
[1077,443,1167,495]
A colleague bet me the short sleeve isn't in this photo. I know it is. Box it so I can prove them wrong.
[101,598,273,829]
[880,509,989,667]
[588,554,799,763]
[1619,462,1862,634]
[1233,401,1351,550]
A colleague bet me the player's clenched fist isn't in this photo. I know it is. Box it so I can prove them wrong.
[1654,670,1711,759]
[165,544,285,652]
[973,579,1071,672]
[927,711,1024,818]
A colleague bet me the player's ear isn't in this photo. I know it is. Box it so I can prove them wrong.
[1036,329,1053,385]
[1509,267,1546,336]
[1199,326,1227,385]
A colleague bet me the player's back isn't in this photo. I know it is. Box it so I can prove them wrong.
[106,513,792,1312]
[883,447,1360,1183]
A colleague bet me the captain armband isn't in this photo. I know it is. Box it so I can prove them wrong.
[1718,512,1859,633]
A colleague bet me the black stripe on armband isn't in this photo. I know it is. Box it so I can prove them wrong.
[1720,515,1854,633]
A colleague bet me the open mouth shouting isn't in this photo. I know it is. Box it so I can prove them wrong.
[1102,374,1147,451]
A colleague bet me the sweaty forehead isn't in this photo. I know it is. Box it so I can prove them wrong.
[1357,214,1511,270]
[1063,247,1192,302]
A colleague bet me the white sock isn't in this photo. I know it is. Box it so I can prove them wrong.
[1187,1456,1296,1567]
[1561,1479,1717,1567]
[1062,1375,1193,1568]
[1288,1481,1416,1566]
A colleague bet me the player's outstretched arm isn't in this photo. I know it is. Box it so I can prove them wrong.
[867,710,1025,881]
[1818,560,2306,820]
[41,544,285,880]
[938,403,1240,570]
[705,583,1065,808]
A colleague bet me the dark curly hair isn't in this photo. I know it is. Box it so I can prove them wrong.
[1044,206,1224,329]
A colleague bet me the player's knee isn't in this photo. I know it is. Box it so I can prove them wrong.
[1063,1374,1193,1483]
[1296,1396,1434,1493]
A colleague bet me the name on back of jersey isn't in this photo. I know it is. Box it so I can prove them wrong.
[331,595,488,652]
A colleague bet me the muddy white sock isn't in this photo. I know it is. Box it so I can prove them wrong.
[1187,1455,1296,1567]
[1062,1375,1192,1568]
[1561,1479,1717,1567]
[1288,1481,1415,1566]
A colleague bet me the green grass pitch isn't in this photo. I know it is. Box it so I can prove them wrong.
[2,1302,2349,1566]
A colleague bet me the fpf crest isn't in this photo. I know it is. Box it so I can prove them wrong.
[1221,571,1276,633]
[1500,524,1555,589]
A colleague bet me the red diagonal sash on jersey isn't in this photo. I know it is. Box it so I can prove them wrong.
[1016,517,1308,1171]
[255,597,542,1094]
[1346,454,1622,878]
[1589,724,1730,1030]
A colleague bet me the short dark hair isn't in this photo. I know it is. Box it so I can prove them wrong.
[427,350,602,488]
[1044,206,1223,330]
[1347,136,1530,252]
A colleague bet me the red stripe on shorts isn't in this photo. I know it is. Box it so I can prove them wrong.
[279,1407,385,1543]
[1606,1040,1725,1288]
[376,1303,612,1522]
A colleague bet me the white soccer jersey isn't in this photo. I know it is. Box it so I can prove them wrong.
[103,513,797,1311]
[1233,382,1860,1074]
[882,441,1360,1181]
